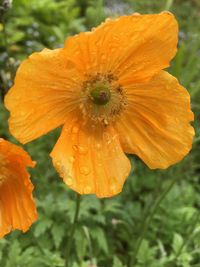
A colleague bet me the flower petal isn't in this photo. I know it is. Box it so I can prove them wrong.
[115,71,194,169]
[0,139,37,238]
[5,48,82,144]
[50,120,131,198]
[63,12,178,82]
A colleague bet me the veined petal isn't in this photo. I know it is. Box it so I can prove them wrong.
[50,120,131,198]
[0,139,37,238]
[63,12,178,82]
[115,71,194,169]
[5,48,82,144]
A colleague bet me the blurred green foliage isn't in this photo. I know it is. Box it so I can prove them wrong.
[0,0,200,266]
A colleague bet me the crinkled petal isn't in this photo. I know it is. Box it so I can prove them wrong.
[115,71,194,169]
[50,120,131,198]
[63,12,178,83]
[0,139,37,238]
[4,48,82,144]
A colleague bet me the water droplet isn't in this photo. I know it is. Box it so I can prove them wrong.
[71,135,76,141]
[84,186,92,194]
[55,160,61,168]
[96,143,101,149]
[69,156,75,163]
[133,12,140,16]
[103,132,110,143]
[0,174,6,184]
[105,18,111,23]
[113,36,119,41]
[73,145,78,151]
[20,111,25,116]
[125,171,130,177]
[71,126,79,134]
[101,54,106,61]
[65,177,73,185]
[105,135,112,145]
[78,146,88,154]
[80,166,90,175]
[110,184,116,192]
[6,226,12,232]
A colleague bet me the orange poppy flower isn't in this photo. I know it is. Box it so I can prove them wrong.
[0,138,37,238]
[5,12,194,198]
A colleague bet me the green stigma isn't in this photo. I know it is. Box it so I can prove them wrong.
[90,82,111,105]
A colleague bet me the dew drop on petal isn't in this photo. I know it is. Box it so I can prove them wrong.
[69,156,75,163]
[101,54,106,61]
[71,126,79,134]
[96,143,101,149]
[55,160,61,168]
[125,171,130,177]
[110,184,116,192]
[20,111,25,116]
[65,177,73,186]
[84,186,92,194]
[80,166,90,175]
[71,135,76,141]
[73,145,78,151]
[78,146,88,154]
[105,18,111,23]
[0,174,7,185]
[133,12,140,16]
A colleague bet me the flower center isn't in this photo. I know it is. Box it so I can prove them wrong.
[80,73,127,126]
[90,81,111,105]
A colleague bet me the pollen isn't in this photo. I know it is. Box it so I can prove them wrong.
[80,73,127,126]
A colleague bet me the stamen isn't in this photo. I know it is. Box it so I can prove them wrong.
[80,72,128,126]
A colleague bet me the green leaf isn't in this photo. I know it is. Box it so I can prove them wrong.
[137,240,156,265]
[51,224,65,249]
[34,218,53,237]
[113,256,124,267]
[172,233,184,254]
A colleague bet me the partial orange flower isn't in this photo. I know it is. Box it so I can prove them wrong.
[5,12,194,198]
[0,138,37,238]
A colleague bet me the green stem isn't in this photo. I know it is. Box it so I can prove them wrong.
[65,193,81,267]
[164,0,174,10]
[129,176,179,267]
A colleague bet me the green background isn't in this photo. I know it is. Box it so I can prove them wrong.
[0,0,200,266]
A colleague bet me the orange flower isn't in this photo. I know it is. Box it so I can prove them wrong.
[5,12,194,198]
[0,138,37,238]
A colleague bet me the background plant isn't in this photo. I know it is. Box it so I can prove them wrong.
[0,0,199,266]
